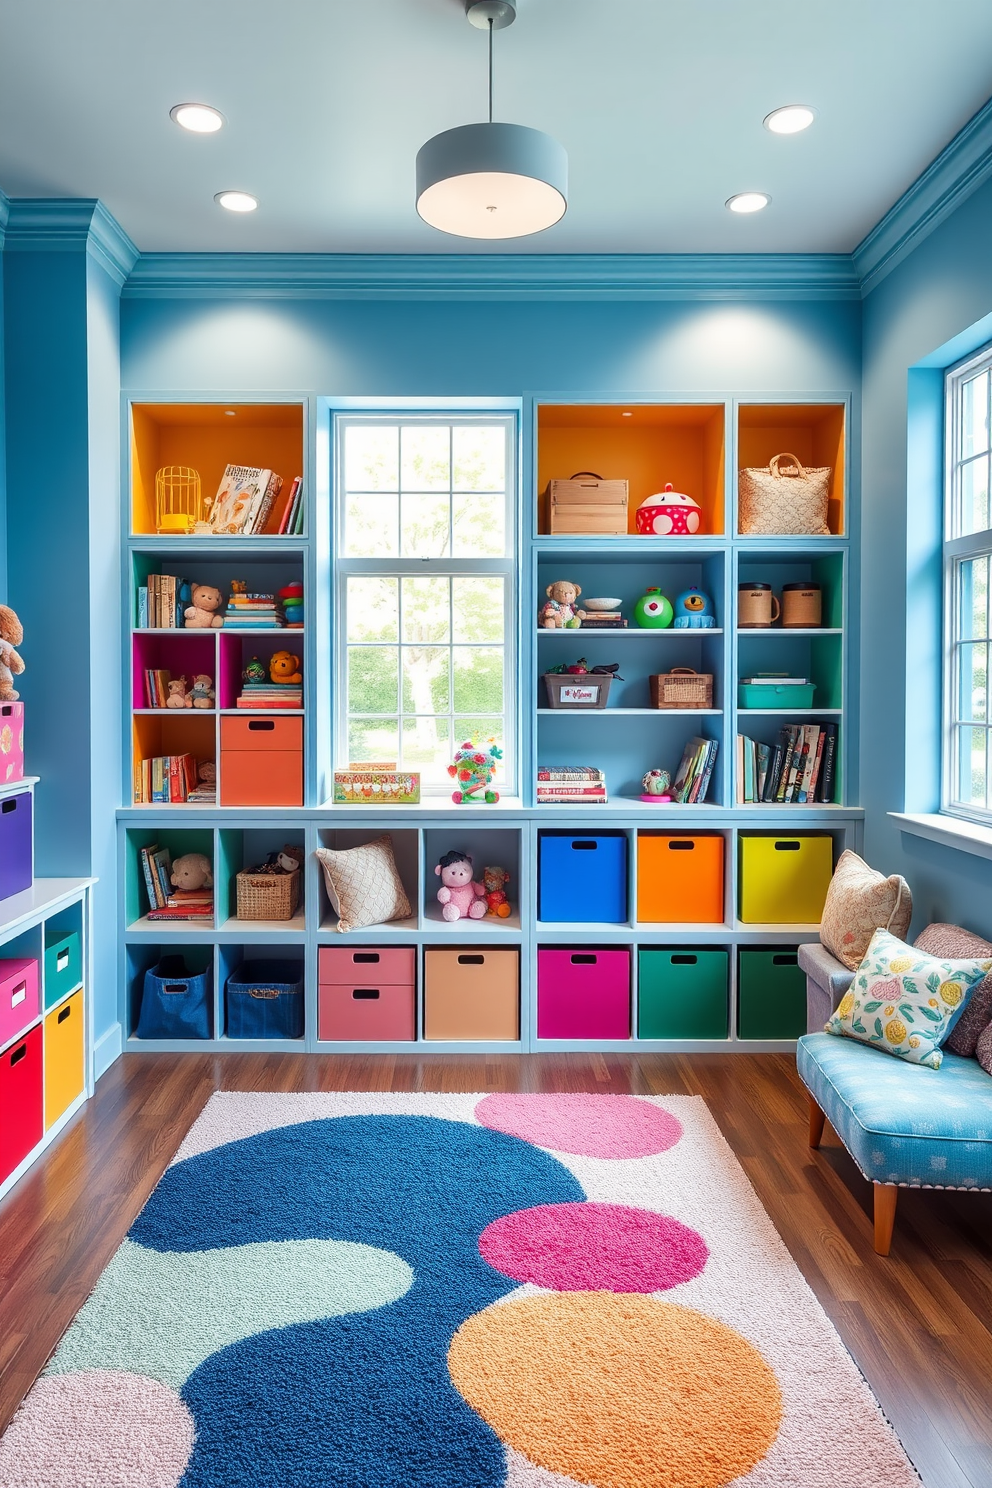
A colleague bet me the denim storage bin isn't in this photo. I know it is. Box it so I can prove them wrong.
[137,956,212,1040]
[226,960,304,1039]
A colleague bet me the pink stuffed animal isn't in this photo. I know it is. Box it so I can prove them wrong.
[435,850,487,922]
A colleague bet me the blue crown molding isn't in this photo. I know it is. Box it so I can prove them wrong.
[854,96,992,297]
[3,198,139,286]
[122,250,861,301]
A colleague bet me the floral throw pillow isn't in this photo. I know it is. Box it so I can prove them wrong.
[825,928,992,1069]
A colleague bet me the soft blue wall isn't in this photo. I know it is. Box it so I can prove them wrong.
[861,175,992,936]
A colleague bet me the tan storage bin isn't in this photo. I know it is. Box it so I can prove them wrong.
[423,948,519,1040]
[548,474,628,535]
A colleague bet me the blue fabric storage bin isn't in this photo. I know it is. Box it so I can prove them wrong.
[538,833,628,923]
[137,956,212,1040]
[226,960,304,1039]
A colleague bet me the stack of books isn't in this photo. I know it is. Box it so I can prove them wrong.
[137,574,181,628]
[737,723,837,804]
[236,682,303,710]
[223,591,285,629]
[580,613,627,629]
[133,754,200,804]
[277,477,305,535]
[671,737,719,803]
[536,766,608,804]
[143,670,171,708]
[210,465,284,536]
[140,844,214,922]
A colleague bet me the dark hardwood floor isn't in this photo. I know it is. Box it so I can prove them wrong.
[2,1052,991,1487]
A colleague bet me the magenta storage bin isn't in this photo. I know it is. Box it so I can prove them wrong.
[538,948,630,1039]
[0,958,39,1049]
[0,790,32,904]
[0,704,24,785]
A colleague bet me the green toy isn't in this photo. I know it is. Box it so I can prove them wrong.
[242,656,267,684]
[633,588,674,629]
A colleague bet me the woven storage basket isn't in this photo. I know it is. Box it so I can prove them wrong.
[236,868,300,922]
[650,668,714,709]
[738,452,831,536]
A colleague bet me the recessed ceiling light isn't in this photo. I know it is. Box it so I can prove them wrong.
[215,191,258,213]
[224,410,237,417]
[622,411,633,417]
[763,104,816,135]
[726,192,770,214]
[170,103,224,133]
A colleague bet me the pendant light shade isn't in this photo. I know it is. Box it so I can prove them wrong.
[416,122,567,239]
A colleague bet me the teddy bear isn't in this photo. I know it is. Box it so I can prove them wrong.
[188,674,215,709]
[435,850,487,921]
[170,852,213,892]
[184,584,224,629]
[483,865,512,918]
[269,651,302,684]
[0,605,26,702]
[539,580,586,629]
[166,676,191,708]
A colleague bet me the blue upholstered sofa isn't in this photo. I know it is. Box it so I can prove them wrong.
[797,932,992,1255]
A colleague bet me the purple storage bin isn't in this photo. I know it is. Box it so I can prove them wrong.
[0,791,33,904]
[538,948,630,1040]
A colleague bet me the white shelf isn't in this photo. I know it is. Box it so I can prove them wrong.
[422,908,522,933]
[0,877,94,938]
[0,775,38,798]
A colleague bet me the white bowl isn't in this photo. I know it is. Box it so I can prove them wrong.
[582,597,623,612]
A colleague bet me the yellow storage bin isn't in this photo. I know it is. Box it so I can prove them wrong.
[738,835,833,924]
[44,990,84,1129]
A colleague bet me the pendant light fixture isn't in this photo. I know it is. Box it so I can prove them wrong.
[416,0,567,240]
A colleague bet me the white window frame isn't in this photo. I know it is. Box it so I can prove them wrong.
[332,412,518,796]
[943,346,992,825]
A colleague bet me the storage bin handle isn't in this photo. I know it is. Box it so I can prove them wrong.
[10,1044,26,1066]
[2,799,15,814]
[57,950,70,972]
[571,840,597,851]
[768,452,806,478]
[249,987,279,999]
[774,841,801,851]
[773,953,798,966]
[12,981,26,1006]
[353,952,380,963]
[1,704,11,716]
[457,954,485,965]
[668,840,694,851]
[163,983,190,994]
[353,988,380,1000]
[248,720,276,731]
[569,471,604,481]
[58,1003,72,1023]
[570,954,596,964]
[672,954,698,965]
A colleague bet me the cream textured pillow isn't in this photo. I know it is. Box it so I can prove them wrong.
[819,850,912,970]
[315,836,412,933]
[825,928,992,1069]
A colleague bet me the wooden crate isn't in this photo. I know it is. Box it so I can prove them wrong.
[548,476,628,535]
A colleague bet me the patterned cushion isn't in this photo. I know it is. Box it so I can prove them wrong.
[978,1023,992,1077]
[825,929,992,1069]
[798,1032,992,1189]
[819,850,912,970]
[914,923,992,1057]
[315,836,412,933]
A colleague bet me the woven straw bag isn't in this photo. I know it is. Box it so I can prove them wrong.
[738,452,831,535]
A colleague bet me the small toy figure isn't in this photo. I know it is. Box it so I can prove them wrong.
[243,656,267,685]
[184,583,225,629]
[0,605,25,702]
[170,852,213,892]
[636,483,703,536]
[198,761,216,785]
[270,651,302,684]
[188,673,215,708]
[641,768,673,802]
[566,658,589,675]
[277,845,303,873]
[484,865,512,918]
[448,736,502,804]
[672,588,717,628]
[633,588,674,629]
[435,850,487,921]
[166,676,190,708]
[539,580,586,629]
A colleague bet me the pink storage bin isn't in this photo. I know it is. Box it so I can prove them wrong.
[318,946,415,986]
[0,704,24,784]
[318,984,415,1041]
[0,958,39,1051]
[537,948,630,1040]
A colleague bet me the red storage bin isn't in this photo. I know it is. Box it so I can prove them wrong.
[220,716,303,807]
[537,948,630,1040]
[0,1024,43,1187]
[0,957,39,1048]
[318,946,416,1041]
[318,946,415,986]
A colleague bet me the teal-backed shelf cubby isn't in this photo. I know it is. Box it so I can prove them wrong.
[118,393,862,1054]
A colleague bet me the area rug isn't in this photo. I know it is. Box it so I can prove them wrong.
[0,1092,920,1488]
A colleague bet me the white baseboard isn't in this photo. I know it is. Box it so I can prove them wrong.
[93,1021,123,1080]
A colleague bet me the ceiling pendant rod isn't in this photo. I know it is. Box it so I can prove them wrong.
[489,18,494,125]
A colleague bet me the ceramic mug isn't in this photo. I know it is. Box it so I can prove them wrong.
[738,582,779,628]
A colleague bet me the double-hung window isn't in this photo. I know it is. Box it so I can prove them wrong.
[335,414,516,794]
[944,348,992,822]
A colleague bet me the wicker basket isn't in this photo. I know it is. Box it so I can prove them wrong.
[738,452,831,536]
[650,668,714,709]
[236,869,300,922]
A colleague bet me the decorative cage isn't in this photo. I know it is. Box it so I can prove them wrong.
[155,466,203,535]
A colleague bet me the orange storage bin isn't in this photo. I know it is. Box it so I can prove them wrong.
[44,990,84,1129]
[637,834,725,923]
[423,949,519,1041]
[220,716,303,807]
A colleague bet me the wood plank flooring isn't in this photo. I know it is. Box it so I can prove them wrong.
[2,1051,991,1487]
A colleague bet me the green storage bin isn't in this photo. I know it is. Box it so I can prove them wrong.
[738,682,816,709]
[44,928,81,1010]
[738,947,806,1039]
[637,949,728,1040]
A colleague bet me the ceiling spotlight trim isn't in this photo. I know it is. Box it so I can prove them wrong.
[214,190,258,213]
[763,104,816,135]
[466,0,516,29]
[726,192,771,214]
[170,103,225,133]
[417,122,567,238]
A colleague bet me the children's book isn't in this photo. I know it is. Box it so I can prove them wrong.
[211,465,273,535]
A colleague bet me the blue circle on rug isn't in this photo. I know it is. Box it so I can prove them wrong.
[130,1116,584,1487]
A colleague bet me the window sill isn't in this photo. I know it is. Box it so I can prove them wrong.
[889,812,992,863]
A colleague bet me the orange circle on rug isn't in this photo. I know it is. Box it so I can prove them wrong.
[448,1292,782,1488]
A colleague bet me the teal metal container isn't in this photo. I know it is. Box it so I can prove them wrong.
[637,949,728,1039]
[738,682,816,708]
[737,948,806,1038]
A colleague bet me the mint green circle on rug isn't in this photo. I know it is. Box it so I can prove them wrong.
[46,1238,414,1390]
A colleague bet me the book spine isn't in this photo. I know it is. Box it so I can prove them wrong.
[807,728,827,801]
[818,725,838,802]
[775,727,797,802]
[756,743,771,800]
[735,735,744,804]
[798,726,821,803]
[154,851,171,904]
[694,740,719,804]
[137,587,148,628]
[169,755,181,803]
[785,729,807,803]
[251,471,284,535]
[139,847,158,912]
[536,786,608,796]
[762,732,786,803]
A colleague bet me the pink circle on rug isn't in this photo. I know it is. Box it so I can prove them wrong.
[0,1370,195,1488]
[480,1202,708,1292]
[475,1094,682,1158]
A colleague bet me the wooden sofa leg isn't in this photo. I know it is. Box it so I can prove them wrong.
[808,1097,826,1149]
[873,1183,898,1255]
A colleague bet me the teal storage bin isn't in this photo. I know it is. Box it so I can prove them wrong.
[738,948,806,1038]
[637,949,728,1040]
[738,682,816,708]
[44,928,81,1009]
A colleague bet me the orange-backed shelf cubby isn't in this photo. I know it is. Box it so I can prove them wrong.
[536,404,726,538]
[130,403,305,537]
[737,404,846,537]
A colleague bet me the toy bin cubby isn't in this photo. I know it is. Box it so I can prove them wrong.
[317,945,417,1043]
[422,827,522,932]
[737,831,837,926]
[215,827,306,933]
[126,943,215,1043]
[218,945,306,1043]
[737,947,807,1039]
[736,404,846,537]
[636,833,727,925]
[124,827,215,930]
[314,828,419,935]
[537,947,631,1039]
[423,946,520,1041]
[637,948,730,1040]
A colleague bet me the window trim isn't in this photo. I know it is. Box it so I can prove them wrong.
[332,412,518,796]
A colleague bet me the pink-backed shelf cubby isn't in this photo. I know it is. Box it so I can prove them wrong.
[217,633,305,713]
[132,633,218,712]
